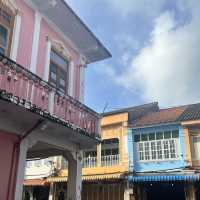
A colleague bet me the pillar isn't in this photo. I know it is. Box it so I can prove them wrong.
[49,183,54,200]
[14,139,29,200]
[97,143,101,167]
[185,183,196,200]
[63,151,83,200]
[124,182,133,200]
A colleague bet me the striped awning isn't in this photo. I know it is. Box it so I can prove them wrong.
[129,174,200,183]
[47,173,124,183]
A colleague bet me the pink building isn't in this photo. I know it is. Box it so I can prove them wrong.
[0,0,111,200]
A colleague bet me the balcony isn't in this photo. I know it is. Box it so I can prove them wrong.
[82,154,120,168]
[83,156,97,168]
[101,155,119,166]
[0,54,100,137]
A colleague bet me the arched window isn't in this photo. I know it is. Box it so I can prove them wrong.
[0,2,15,56]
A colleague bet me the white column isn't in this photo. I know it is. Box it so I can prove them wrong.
[48,183,54,200]
[10,11,21,61]
[43,37,52,82]
[30,11,41,73]
[48,91,55,114]
[79,65,85,103]
[14,139,29,200]
[68,61,75,97]
[185,183,196,200]
[64,151,82,200]
[29,187,34,200]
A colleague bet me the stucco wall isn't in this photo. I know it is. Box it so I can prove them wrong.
[0,132,19,200]
[15,0,82,100]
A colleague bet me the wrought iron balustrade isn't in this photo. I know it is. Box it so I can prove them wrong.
[0,54,100,137]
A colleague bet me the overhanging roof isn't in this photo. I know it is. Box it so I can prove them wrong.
[28,0,111,64]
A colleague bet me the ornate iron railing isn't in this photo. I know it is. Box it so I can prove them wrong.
[0,54,100,137]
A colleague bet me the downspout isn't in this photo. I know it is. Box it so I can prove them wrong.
[7,119,44,200]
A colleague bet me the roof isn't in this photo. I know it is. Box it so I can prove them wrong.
[130,105,187,128]
[29,0,111,64]
[101,102,159,117]
[177,103,200,121]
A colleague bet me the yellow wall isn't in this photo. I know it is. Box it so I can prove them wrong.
[59,112,129,179]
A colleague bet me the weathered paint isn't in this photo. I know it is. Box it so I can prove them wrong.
[0,131,19,200]
[129,124,189,172]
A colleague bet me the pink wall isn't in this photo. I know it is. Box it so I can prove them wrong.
[15,0,82,100]
[0,132,19,200]
[16,0,35,69]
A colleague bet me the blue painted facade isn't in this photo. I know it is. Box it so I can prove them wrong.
[128,123,189,173]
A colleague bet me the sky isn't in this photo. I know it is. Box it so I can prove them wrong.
[67,0,200,113]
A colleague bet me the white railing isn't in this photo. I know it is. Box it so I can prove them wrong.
[83,156,97,168]
[101,154,119,166]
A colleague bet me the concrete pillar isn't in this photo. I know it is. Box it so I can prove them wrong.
[185,183,196,200]
[49,183,54,200]
[64,151,83,200]
[28,187,34,200]
[14,139,29,200]
[97,143,101,167]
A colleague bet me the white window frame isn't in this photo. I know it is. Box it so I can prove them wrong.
[135,131,180,162]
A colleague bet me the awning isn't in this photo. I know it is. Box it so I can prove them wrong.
[47,173,124,183]
[24,179,49,186]
[129,174,200,183]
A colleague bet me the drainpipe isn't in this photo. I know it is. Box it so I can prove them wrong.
[7,119,44,200]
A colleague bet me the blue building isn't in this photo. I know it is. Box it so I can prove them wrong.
[128,104,200,200]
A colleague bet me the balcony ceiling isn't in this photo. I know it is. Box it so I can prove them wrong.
[28,0,111,64]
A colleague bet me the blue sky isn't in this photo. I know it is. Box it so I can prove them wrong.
[67,0,200,113]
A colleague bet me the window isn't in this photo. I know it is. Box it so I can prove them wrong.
[49,49,69,93]
[0,4,14,56]
[134,130,179,161]
[101,138,119,166]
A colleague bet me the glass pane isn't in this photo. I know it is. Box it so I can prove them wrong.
[144,142,150,160]
[172,130,179,138]
[169,140,176,158]
[134,135,140,142]
[163,140,169,159]
[164,131,171,139]
[157,141,162,159]
[0,25,7,48]
[59,69,66,89]
[0,46,5,54]
[141,134,148,141]
[151,141,157,160]
[156,132,163,140]
[138,143,144,160]
[149,133,155,140]
[51,50,68,69]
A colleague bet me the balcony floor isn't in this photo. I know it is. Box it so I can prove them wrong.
[0,90,99,158]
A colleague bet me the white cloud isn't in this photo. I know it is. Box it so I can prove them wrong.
[108,1,200,106]
[106,0,166,18]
